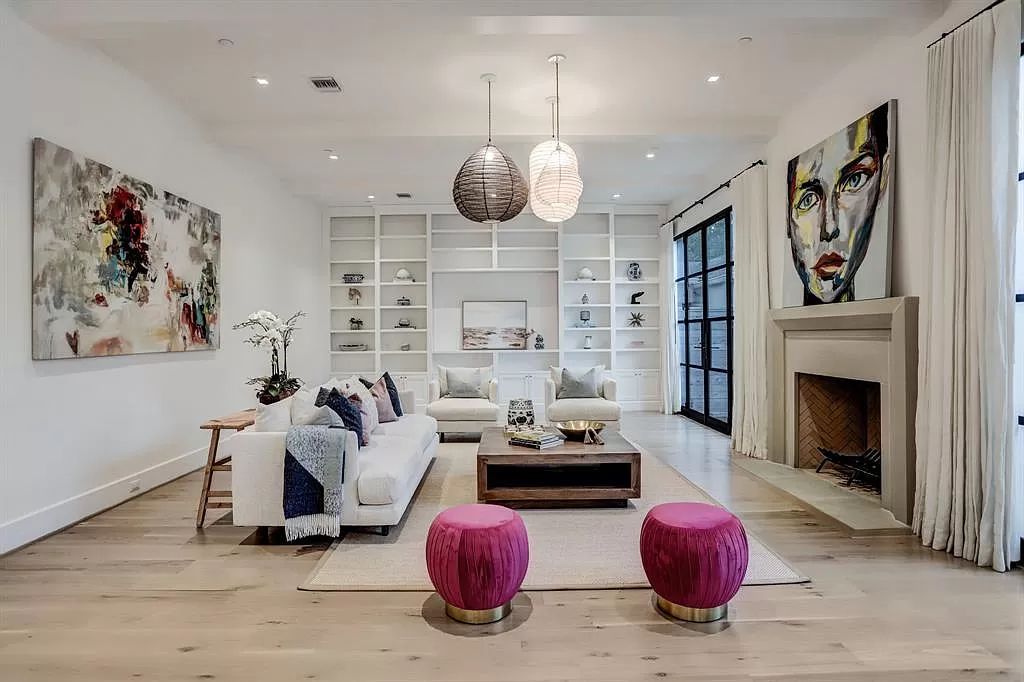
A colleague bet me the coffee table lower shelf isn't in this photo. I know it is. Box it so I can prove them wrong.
[475,427,642,509]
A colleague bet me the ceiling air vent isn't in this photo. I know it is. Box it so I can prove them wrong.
[308,76,342,93]
[396,192,413,199]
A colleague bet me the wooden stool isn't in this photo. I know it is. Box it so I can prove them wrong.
[196,409,256,529]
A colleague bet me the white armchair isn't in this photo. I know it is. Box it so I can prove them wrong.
[426,376,500,440]
[544,372,621,429]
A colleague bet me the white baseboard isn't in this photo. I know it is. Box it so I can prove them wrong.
[0,443,212,555]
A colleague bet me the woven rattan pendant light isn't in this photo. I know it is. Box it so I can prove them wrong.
[452,74,528,224]
[529,54,583,223]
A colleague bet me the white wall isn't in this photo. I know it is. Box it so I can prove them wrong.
[667,0,992,309]
[764,0,992,307]
[0,2,327,553]
[667,186,737,240]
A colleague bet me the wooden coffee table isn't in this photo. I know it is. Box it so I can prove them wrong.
[476,427,641,508]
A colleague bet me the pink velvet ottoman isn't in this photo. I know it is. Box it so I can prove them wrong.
[425,504,529,624]
[639,502,748,622]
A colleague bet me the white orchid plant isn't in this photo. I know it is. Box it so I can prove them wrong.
[233,310,306,404]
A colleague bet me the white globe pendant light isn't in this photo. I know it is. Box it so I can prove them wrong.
[529,54,583,223]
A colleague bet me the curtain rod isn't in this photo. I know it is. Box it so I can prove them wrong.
[661,160,765,228]
[926,0,1006,49]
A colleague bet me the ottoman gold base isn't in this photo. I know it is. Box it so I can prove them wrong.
[655,596,728,623]
[445,601,512,624]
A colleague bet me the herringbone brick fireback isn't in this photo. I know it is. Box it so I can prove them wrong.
[796,374,882,469]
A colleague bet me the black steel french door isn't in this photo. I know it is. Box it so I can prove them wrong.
[675,208,733,434]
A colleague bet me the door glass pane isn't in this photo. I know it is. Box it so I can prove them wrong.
[710,321,728,370]
[686,322,703,365]
[687,368,705,413]
[706,268,728,317]
[685,275,704,320]
[685,231,702,275]
[676,281,687,320]
[674,238,685,277]
[709,371,729,422]
[706,219,727,269]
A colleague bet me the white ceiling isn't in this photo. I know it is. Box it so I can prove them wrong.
[18,0,949,207]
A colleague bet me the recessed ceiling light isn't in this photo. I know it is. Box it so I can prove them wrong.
[706,75,721,83]
[253,76,270,87]
[367,195,375,200]
[328,154,339,160]
[739,36,753,44]
[217,38,234,47]
[645,151,656,159]
[612,193,622,199]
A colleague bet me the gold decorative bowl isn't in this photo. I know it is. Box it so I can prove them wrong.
[551,420,606,442]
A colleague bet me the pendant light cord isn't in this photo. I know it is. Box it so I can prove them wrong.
[487,79,492,143]
[554,60,560,141]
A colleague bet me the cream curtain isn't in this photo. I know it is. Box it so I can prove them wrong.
[660,221,680,414]
[915,0,1021,571]
[729,165,770,459]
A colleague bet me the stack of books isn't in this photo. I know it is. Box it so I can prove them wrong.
[507,427,564,450]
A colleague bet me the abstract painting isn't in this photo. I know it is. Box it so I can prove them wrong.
[32,138,221,359]
[784,101,895,306]
[462,300,528,350]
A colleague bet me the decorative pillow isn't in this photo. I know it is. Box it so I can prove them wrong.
[358,377,374,390]
[438,365,492,397]
[550,365,604,397]
[382,372,403,417]
[290,389,344,427]
[446,367,485,398]
[252,395,294,432]
[315,388,363,447]
[338,376,378,435]
[370,376,399,422]
[348,395,373,446]
[558,367,602,399]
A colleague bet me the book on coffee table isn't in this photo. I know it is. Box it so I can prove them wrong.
[506,427,563,449]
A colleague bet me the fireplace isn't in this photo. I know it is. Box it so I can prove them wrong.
[767,298,918,524]
[796,373,882,492]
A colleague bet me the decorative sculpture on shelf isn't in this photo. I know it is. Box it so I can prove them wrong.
[578,309,592,328]
[628,312,645,328]
[534,333,545,350]
[396,296,411,306]
[583,335,593,349]
[581,292,590,305]
[630,291,645,305]
[400,343,412,351]
[626,262,643,281]
[348,287,362,306]
[576,266,595,281]
[349,317,364,330]
[394,268,414,283]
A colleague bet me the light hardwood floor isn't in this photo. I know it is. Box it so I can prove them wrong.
[1,413,1021,681]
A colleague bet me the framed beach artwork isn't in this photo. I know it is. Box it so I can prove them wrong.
[32,138,221,359]
[462,300,528,350]
[784,101,896,306]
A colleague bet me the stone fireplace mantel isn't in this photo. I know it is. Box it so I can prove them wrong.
[766,297,919,524]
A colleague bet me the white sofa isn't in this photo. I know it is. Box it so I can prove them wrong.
[426,377,500,439]
[229,390,438,534]
[544,373,621,429]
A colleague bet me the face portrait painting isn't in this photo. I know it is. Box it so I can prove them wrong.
[785,102,895,306]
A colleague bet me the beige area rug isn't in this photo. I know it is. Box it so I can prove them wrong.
[301,442,808,591]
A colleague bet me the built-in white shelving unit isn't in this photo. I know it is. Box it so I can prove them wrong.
[326,204,663,412]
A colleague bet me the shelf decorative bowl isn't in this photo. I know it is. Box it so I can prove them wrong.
[551,420,606,442]
[338,343,368,352]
